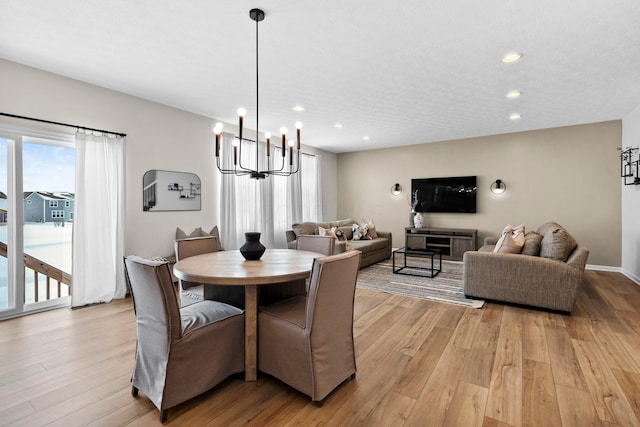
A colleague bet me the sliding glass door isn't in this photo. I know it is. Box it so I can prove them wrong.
[0,129,75,319]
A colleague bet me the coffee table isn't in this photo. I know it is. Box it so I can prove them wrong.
[392,247,442,278]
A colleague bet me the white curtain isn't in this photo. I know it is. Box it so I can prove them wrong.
[220,133,321,249]
[72,131,126,307]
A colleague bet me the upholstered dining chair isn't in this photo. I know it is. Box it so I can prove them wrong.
[295,234,335,255]
[258,250,362,405]
[124,255,244,423]
[174,236,219,307]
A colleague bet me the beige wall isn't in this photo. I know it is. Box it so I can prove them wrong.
[0,59,337,258]
[337,121,622,267]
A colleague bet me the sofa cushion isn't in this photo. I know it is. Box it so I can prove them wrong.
[521,231,543,256]
[333,219,357,228]
[537,221,564,237]
[540,226,577,261]
[348,237,389,254]
[292,222,319,236]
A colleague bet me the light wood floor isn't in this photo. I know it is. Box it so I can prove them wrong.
[2,270,640,426]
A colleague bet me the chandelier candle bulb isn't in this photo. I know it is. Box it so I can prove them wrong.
[280,127,287,156]
[289,140,294,165]
[265,132,271,156]
[295,122,302,150]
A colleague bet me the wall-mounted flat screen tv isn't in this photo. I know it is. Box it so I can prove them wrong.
[411,176,477,213]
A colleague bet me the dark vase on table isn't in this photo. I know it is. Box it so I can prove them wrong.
[240,232,266,260]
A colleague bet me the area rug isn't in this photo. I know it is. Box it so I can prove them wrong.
[357,259,484,308]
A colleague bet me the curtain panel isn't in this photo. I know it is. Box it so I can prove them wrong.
[219,132,321,249]
[72,131,126,307]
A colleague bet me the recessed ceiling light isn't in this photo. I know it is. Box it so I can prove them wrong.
[292,105,305,112]
[506,90,522,99]
[334,123,344,128]
[363,136,370,141]
[502,52,522,63]
[509,113,522,120]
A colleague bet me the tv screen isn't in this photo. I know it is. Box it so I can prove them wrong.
[411,176,477,213]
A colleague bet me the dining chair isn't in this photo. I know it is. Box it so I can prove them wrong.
[295,234,335,255]
[174,236,219,307]
[258,250,362,405]
[124,255,244,423]
[175,235,245,308]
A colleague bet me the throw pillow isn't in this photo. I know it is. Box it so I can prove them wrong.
[338,226,353,240]
[521,231,542,256]
[176,226,224,250]
[362,218,378,239]
[318,226,337,239]
[495,232,524,254]
[493,223,525,253]
[351,224,361,240]
[540,227,577,261]
[209,225,224,250]
[355,223,371,240]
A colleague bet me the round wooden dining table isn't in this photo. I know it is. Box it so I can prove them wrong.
[173,249,319,381]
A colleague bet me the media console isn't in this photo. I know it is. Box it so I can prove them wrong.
[404,227,477,261]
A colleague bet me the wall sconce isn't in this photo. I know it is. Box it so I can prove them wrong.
[620,147,640,185]
[490,179,507,194]
[391,183,402,196]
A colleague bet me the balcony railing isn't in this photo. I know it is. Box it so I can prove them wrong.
[0,241,72,303]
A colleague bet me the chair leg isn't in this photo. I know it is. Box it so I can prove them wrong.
[350,372,356,380]
[131,386,138,397]
[160,409,168,423]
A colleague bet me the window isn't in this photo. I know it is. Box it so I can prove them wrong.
[65,200,70,207]
[49,200,58,207]
[51,210,65,219]
[26,200,31,204]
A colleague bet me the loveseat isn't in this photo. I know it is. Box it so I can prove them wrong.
[286,219,392,269]
[463,222,589,313]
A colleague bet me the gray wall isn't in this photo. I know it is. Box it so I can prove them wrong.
[0,59,337,257]
[337,121,622,267]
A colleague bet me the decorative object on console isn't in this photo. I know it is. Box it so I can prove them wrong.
[213,9,302,180]
[408,189,419,227]
[240,232,266,260]
[414,212,424,228]
[391,183,402,196]
[490,179,507,194]
[620,146,639,185]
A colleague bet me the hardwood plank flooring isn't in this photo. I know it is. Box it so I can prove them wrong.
[2,270,640,426]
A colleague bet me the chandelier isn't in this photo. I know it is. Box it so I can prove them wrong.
[214,8,301,180]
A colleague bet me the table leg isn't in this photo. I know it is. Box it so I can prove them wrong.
[244,284,258,381]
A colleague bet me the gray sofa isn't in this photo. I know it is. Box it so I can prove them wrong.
[286,219,392,269]
[463,222,589,313]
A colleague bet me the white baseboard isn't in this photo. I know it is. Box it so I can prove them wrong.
[586,264,621,272]
[585,264,640,286]
[622,270,640,285]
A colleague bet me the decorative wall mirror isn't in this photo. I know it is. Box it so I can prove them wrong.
[143,170,201,211]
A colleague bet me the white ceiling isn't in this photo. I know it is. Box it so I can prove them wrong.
[1,1,640,153]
